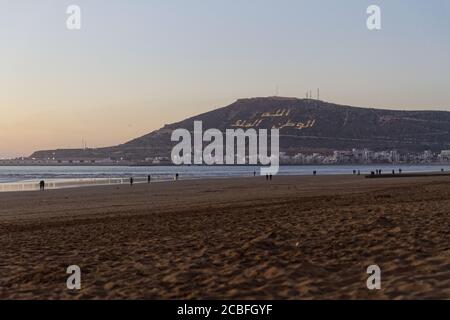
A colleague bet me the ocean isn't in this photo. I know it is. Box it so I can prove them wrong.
[0,164,449,192]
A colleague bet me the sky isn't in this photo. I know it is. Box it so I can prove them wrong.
[1,0,450,158]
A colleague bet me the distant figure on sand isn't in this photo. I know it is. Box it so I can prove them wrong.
[253,171,256,177]
[358,170,361,176]
[399,168,402,174]
[147,175,151,183]
[175,173,179,181]
[313,171,317,176]
[39,180,45,191]
[269,174,272,181]
[392,170,395,175]
[266,174,269,181]
[130,177,134,186]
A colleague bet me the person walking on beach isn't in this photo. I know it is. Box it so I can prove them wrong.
[253,171,256,177]
[269,174,272,181]
[266,174,269,181]
[313,170,317,176]
[175,173,179,181]
[147,175,151,183]
[39,180,45,191]
[130,177,134,186]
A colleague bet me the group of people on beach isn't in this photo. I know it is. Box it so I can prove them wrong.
[129,173,179,187]
[34,167,449,191]
[370,168,403,176]
[37,173,182,191]
[253,171,274,181]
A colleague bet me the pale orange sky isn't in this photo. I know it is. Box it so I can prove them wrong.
[2,0,450,158]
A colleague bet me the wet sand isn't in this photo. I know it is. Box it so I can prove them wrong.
[0,175,449,299]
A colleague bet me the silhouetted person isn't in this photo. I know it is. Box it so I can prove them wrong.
[175,173,179,181]
[269,174,272,181]
[130,177,134,186]
[353,170,356,175]
[358,170,361,176]
[253,171,256,177]
[39,180,45,191]
[147,175,151,183]
[266,174,269,181]
[399,169,402,174]
[313,171,317,176]
[371,171,375,176]
[392,169,395,175]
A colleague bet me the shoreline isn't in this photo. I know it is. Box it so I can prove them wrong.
[1,163,449,167]
[1,169,450,194]
[366,172,450,179]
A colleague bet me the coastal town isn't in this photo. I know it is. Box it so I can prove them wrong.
[1,149,449,166]
[280,149,450,165]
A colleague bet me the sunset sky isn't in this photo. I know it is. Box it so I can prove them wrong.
[1,0,450,158]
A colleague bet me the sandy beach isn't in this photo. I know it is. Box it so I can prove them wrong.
[0,175,449,299]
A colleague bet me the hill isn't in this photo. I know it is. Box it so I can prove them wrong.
[30,97,450,161]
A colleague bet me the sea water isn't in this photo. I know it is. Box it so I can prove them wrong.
[0,165,449,192]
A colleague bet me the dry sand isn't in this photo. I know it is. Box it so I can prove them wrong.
[0,175,449,299]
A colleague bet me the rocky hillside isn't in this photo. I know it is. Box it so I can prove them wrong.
[30,97,450,160]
